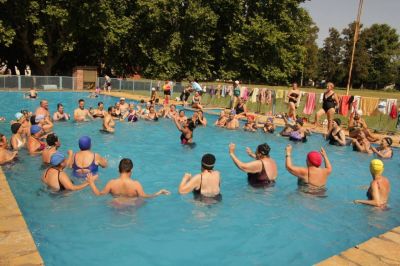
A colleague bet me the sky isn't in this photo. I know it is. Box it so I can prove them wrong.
[301,0,400,47]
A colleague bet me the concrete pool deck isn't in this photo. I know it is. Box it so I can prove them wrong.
[0,167,43,265]
[317,226,400,265]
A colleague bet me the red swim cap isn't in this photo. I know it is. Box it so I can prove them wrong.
[307,151,322,167]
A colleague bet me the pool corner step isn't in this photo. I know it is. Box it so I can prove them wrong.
[0,167,44,265]
[316,226,400,265]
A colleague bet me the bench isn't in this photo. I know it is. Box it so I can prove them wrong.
[41,85,58,90]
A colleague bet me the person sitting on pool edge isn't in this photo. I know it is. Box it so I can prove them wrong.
[0,133,18,165]
[228,143,277,187]
[86,158,170,197]
[71,136,107,178]
[285,145,332,193]
[102,106,115,133]
[178,154,221,203]
[42,152,92,192]
[354,159,390,208]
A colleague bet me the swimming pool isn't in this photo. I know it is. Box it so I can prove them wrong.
[1,92,399,265]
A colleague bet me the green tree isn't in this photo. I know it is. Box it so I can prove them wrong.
[318,28,344,85]
[302,22,319,85]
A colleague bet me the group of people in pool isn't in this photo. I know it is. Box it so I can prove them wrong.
[0,85,393,208]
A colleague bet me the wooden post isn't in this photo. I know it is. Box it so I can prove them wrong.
[346,0,364,96]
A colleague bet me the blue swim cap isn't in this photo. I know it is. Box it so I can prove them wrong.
[50,151,65,166]
[79,136,91,150]
[30,125,42,135]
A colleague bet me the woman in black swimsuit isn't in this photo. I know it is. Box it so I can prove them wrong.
[314,82,339,132]
[287,82,300,120]
[178,154,221,203]
[41,152,90,192]
[325,118,346,146]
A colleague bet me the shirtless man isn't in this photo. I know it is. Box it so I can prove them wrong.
[225,112,239,130]
[74,99,92,121]
[53,103,70,121]
[354,159,390,208]
[92,102,106,119]
[102,107,115,133]
[86,158,170,197]
[229,143,277,187]
[285,145,332,191]
[35,100,50,118]
[0,134,18,165]
[119,98,129,115]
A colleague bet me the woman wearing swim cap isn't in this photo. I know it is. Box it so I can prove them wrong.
[354,159,390,208]
[42,151,93,192]
[178,154,221,203]
[71,136,107,178]
[229,143,277,188]
[371,137,393,159]
[27,125,46,154]
[42,133,73,165]
[10,123,26,150]
[285,145,332,193]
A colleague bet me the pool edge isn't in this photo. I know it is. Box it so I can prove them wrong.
[316,226,400,265]
[0,167,44,265]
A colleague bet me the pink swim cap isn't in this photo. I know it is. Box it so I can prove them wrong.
[307,151,322,167]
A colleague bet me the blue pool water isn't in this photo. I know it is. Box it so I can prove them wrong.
[1,92,399,265]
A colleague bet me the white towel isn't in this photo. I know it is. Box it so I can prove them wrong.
[351,95,361,113]
[251,88,259,103]
[386,99,397,114]
[319,93,324,103]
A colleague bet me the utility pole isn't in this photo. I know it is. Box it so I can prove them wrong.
[346,0,364,96]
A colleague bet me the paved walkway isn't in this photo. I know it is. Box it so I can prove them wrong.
[317,226,400,265]
[0,168,43,265]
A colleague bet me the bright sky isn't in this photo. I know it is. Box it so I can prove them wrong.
[302,0,400,47]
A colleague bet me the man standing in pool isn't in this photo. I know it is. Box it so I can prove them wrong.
[228,143,277,187]
[74,99,93,122]
[285,145,332,192]
[86,158,170,198]
[35,100,50,118]
[102,107,115,133]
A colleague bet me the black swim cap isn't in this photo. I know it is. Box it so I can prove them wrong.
[11,123,21,134]
[46,133,58,146]
[257,143,271,156]
[201,154,216,170]
[333,118,341,126]
[384,137,393,146]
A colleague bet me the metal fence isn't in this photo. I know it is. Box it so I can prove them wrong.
[0,75,185,93]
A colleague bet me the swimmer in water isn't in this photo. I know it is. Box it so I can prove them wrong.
[35,100,50,118]
[229,143,277,187]
[164,104,178,119]
[371,137,393,159]
[119,98,129,116]
[71,136,107,178]
[42,152,93,192]
[178,154,221,203]
[42,133,73,165]
[176,110,188,124]
[352,131,373,154]
[285,145,332,193]
[196,110,207,126]
[354,159,390,208]
[10,123,26,150]
[86,158,170,197]
[214,110,228,127]
[122,104,138,122]
[74,99,93,122]
[0,133,18,165]
[53,103,70,121]
[27,125,46,154]
[174,116,196,144]
[27,88,38,99]
[102,106,115,133]
[225,111,239,130]
[92,102,106,119]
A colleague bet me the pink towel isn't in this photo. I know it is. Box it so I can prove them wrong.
[303,93,316,115]
[242,87,249,100]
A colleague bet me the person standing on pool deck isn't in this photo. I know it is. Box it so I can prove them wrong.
[228,143,277,187]
[178,154,221,203]
[313,82,339,132]
[42,152,92,192]
[74,99,93,122]
[86,158,170,197]
[71,136,107,178]
[102,107,115,133]
[0,133,18,165]
[354,159,390,208]
[285,145,332,190]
